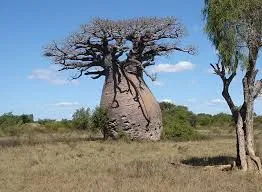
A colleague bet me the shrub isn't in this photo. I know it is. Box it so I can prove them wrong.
[212,113,234,128]
[160,102,201,141]
[0,113,24,136]
[72,108,91,130]
[37,118,73,132]
[20,114,34,124]
[196,113,213,127]
[91,106,109,137]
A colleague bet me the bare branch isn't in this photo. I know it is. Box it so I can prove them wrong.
[44,17,195,79]
[84,70,106,79]
[210,59,238,116]
[72,70,84,80]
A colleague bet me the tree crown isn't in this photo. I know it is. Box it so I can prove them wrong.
[203,0,262,72]
[44,17,194,79]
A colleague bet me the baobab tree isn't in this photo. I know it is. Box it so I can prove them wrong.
[44,17,194,140]
[204,0,262,171]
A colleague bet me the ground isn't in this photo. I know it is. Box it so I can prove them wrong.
[0,133,261,192]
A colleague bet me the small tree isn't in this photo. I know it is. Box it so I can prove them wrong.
[72,108,91,130]
[204,0,262,171]
[20,114,34,124]
[91,106,109,138]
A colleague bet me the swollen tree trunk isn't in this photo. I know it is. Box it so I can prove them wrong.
[100,64,162,140]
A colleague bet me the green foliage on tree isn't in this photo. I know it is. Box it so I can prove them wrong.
[196,113,213,127]
[212,113,234,127]
[72,108,91,130]
[91,106,109,137]
[159,102,200,141]
[204,0,262,70]
[0,112,34,136]
[196,113,234,128]
[38,119,73,131]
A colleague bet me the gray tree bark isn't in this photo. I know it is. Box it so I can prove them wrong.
[211,57,262,171]
[100,62,162,140]
[240,48,262,170]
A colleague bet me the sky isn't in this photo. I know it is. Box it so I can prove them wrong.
[0,0,262,120]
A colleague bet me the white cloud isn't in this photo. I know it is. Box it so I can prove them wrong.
[160,99,175,104]
[208,98,226,106]
[28,67,79,85]
[53,102,80,107]
[152,61,195,73]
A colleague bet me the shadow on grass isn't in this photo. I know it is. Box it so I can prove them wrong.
[0,136,104,148]
[181,156,235,166]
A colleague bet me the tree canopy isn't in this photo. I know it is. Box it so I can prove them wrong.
[44,17,194,80]
[203,0,262,71]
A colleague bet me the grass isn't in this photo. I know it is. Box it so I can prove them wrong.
[0,133,261,192]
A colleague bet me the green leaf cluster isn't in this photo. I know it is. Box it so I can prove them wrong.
[204,0,262,71]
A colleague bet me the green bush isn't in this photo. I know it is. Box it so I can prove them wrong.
[20,114,34,124]
[212,113,234,128]
[44,121,71,131]
[0,113,25,136]
[196,113,213,127]
[160,102,201,141]
[72,108,91,130]
[37,118,73,132]
[91,106,109,137]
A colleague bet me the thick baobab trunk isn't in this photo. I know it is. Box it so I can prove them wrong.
[100,66,162,140]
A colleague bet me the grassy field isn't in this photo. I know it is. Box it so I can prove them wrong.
[0,133,261,192]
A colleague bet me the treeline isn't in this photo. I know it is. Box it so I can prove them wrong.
[160,102,261,140]
[1,102,261,139]
[0,107,107,136]
[0,113,34,136]
[37,107,108,133]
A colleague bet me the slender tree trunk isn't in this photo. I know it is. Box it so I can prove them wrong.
[100,63,162,140]
[236,112,247,171]
[219,62,261,171]
[242,71,262,170]
[235,48,262,171]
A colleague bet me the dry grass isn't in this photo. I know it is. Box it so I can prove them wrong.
[0,135,262,192]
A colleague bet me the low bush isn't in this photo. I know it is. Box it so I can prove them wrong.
[37,119,73,132]
[91,106,109,137]
[0,113,34,136]
[160,102,202,141]
[72,108,91,130]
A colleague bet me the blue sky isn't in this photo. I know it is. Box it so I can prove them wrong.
[1,0,262,120]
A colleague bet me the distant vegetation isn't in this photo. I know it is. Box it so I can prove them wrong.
[0,113,34,136]
[0,103,261,139]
